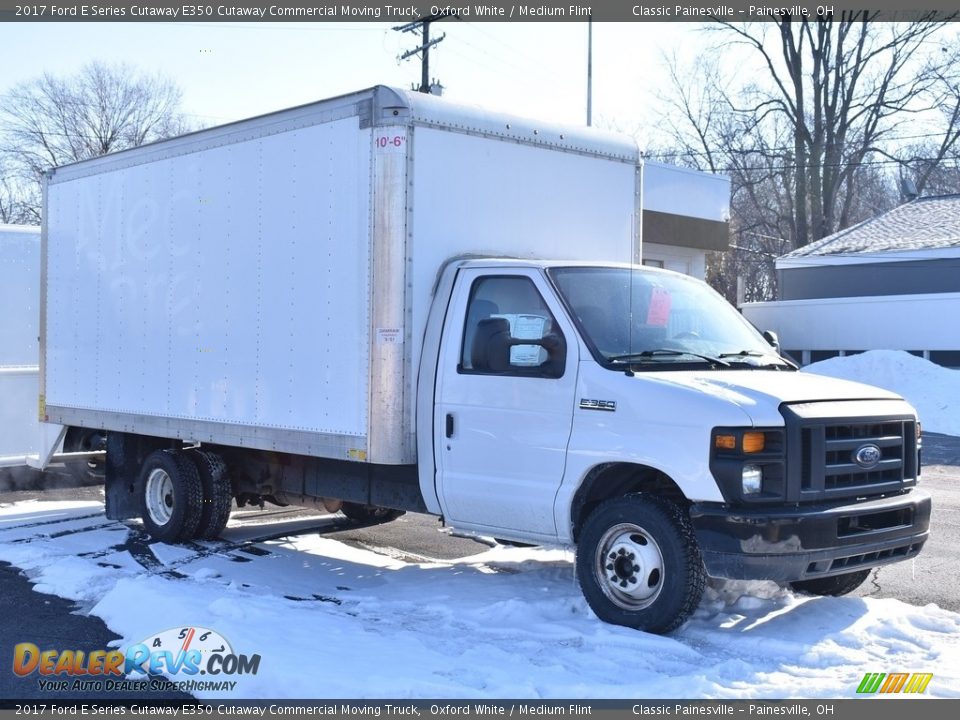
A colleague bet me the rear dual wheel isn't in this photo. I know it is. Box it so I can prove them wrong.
[340,502,405,524]
[189,449,233,539]
[62,427,107,485]
[138,448,232,543]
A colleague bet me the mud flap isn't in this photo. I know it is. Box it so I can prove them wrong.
[104,432,168,520]
[104,433,139,520]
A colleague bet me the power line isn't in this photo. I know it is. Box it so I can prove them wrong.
[3,123,957,175]
[650,155,960,173]
[461,23,587,93]
[647,128,960,161]
[0,90,235,125]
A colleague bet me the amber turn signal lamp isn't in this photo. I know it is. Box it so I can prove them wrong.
[742,432,766,453]
[715,434,737,450]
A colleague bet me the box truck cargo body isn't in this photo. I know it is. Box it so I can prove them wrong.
[42,86,637,465]
[41,87,931,634]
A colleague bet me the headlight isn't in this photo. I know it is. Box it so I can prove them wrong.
[742,465,763,495]
[711,427,785,503]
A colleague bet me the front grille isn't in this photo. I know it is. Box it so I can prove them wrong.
[823,421,905,490]
[783,402,918,502]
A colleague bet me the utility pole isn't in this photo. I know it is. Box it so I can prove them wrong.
[586,15,593,126]
[394,13,454,94]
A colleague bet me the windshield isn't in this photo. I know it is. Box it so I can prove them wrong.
[548,266,787,370]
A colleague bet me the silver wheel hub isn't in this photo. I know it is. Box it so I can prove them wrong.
[145,468,175,526]
[595,523,665,610]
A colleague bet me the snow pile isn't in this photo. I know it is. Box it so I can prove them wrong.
[1,501,959,699]
[804,350,960,437]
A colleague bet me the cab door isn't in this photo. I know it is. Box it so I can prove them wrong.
[434,268,578,537]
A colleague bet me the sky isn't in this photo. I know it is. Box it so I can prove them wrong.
[0,21,697,141]
[4,21,957,158]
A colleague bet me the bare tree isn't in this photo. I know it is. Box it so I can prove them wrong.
[656,16,960,300]
[0,157,33,224]
[901,148,960,197]
[0,61,191,220]
[651,63,800,303]
[660,17,960,240]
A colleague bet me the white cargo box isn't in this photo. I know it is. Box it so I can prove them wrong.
[43,87,641,464]
[0,224,43,467]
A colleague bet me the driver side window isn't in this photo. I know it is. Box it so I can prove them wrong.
[459,276,565,379]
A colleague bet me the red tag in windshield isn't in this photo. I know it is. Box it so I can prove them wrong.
[646,287,671,327]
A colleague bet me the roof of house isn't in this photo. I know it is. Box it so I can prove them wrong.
[781,194,960,259]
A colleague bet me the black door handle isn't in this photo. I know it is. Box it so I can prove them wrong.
[445,413,454,438]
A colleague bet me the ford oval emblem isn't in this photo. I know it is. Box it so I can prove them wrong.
[854,444,882,469]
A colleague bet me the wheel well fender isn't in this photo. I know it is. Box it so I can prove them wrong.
[570,463,688,542]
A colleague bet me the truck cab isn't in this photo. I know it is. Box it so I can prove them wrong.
[422,259,930,632]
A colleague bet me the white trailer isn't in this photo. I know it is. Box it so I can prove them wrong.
[41,87,930,633]
[0,223,105,481]
[0,224,43,468]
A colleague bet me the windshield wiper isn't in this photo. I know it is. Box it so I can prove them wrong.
[718,350,765,358]
[609,349,730,367]
[718,349,797,369]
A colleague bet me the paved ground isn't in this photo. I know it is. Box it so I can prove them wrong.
[1,434,957,700]
[848,463,958,611]
[0,561,194,700]
[840,432,960,611]
[0,489,487,701]
[921,431,960,466]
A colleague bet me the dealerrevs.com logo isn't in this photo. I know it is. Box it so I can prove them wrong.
[13,626,260,693]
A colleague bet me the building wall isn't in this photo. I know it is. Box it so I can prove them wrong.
[779,256,960,300]
[742,292,960,367]
[639,161,729,272]
[642,242,707,279]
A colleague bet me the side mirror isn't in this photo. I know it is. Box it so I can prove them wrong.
[535,332,564,353]
[762,330,781,354]
[508,333,566,378]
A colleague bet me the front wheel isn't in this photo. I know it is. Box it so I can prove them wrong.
[790,569,871,597]
[575,494,705,634]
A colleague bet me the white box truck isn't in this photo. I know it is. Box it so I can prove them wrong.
[40,87,930,633]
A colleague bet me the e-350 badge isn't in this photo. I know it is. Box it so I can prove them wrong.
[579,399,617,412]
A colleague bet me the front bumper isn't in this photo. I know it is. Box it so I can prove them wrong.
[689,489,931,582]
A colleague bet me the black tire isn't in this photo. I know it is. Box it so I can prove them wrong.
[62,427,107,485]
[187,449,233,539]
[340,502,405,524]
[137,449,204,543]
[790,570,871,597]
[575,494,705,634]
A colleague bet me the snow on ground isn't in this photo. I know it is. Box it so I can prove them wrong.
[1,501,959,699]
[804,350,960,437]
